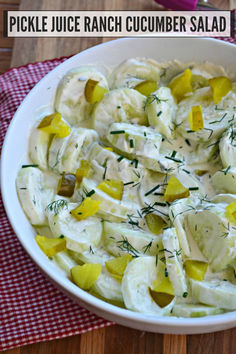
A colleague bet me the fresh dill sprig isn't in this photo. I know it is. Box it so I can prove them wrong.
[116,236,139,257]
[47,200,68,215]
[144,94,168,111]
[143,241,153,254]
[22,164,39,168]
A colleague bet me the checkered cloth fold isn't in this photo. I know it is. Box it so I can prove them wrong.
[0,35,235,351]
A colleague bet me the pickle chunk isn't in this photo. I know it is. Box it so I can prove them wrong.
[71,263,102,290]
[58,172,76,197]
[209,76,232,104]
[184,260,208,281]
[71,197,101,221]
[38,112,71,138]
[164,176,190,202]
[35,235,66,257]
[85,79,108,104]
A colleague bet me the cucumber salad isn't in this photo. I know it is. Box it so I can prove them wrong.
[16,58,236,318]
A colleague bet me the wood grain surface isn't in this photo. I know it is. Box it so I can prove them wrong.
[2,0,236,353]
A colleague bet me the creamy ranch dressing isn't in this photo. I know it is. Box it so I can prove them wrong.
[16,58,236,318]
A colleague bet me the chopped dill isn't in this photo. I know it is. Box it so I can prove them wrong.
[143,241,153,254]
[47,200,68,215]
[124,181,134,186]
[129,139,134,148]
[116,236,139,257]
[157,111,162,117]
[22,164,39,168]
[117,155,124,162]
[144,94,168,111]
[110,130,125,135]
[185,139,191,146]
[144,184,160,197]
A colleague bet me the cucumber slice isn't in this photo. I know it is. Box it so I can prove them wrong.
[162,228,188,297]
[175,86,236,143]
[146,87,177,139]
[186,204,236,271]
[212,167,236,194]
[212,194,236,204]
[16,167,54,225]
[48,127,98,173]
[53,250,77,276]
[220,125,236,168]
[172,303,224,318]
[122,256,175,315]
[103,221,162,257]
[191,279,236,310]
[29,124,51,170]
[47,202,102,253]
[91,267,123,302]
[106,122,183,174]
[110,57,160,89]
[80,178,140,221]
[88,142,143,184]
[69,247,113,266]
[92,88,148,140]
[169,196,200,257]
[55,66,108,124]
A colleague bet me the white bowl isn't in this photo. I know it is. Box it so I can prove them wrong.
[1,38,236,334]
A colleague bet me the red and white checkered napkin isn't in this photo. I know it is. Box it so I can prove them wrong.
[0,35,235,351]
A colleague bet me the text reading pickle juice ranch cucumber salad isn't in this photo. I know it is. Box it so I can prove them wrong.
[16,58,236,318]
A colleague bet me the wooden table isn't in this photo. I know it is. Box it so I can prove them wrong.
[2,0,236,353]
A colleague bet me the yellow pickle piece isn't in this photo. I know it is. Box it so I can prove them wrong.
[168,68,192,102]
[134,80,158,97]
[195,169,208,176]
[58,172,76,197]
[97,180,124,200]
[105,254,133,280]
[71,263,102,290]
[84,79,108,104]
[37,112,71,138]
[225,202,236,224]
[184,260,208,281]
[145,214,166,235]
[35,235,66,257]
[76,160,90,184]
[188,105,204,132]
[149,260,175,308]
[70,197,101,221]
[104,147,113,152]
[164,176,190,202]
[209,76,232,104]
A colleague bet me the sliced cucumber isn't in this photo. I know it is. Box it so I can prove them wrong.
[29,124,51,170]
[16,167,54,225]
[146,87,177,139]
[47,202,102,253]
[103,221,162,257]
[211,167,236,194]
[162,228,188,296]
[191,279,236,310]
[186,204,236,272]
[91,267,123,302]
[48,127,98,173]
[175,87,236,143]
[122,256,175,315]
[55,66,108,124]
[110,57,160,89]
[92,88,148,140]
[53,250,77,276]
[172,303,224,318]
[80,178,140,221]
[220,125,236,168]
